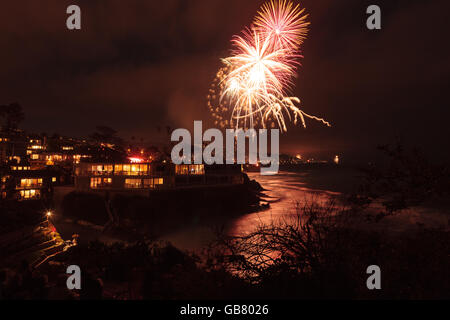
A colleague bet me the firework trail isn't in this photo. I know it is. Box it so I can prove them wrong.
[208,0,330,132]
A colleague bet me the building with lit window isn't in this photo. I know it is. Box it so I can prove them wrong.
[74,162,173,193]
[0,132,27,164]
[74,162,243,194]
[23,135,93,169]
[29,152,74,169]
[0,168,64,201]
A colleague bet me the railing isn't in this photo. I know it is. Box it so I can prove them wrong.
[16,185,43,189]
[112,171,149,176]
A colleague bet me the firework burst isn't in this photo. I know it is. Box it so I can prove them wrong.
[208,0,330,132]
[254,0,310,51]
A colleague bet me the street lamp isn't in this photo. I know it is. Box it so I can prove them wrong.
[46,211,52,223]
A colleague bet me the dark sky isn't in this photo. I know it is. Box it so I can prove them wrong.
[1,0,449,163]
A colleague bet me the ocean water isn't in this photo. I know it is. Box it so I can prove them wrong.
[163,167,360,250]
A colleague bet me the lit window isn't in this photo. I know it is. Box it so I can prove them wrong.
[128,164,148,176]
[20,178,43,188]
[114,164,123,174]
[140,164,148,174]
[19,189,40,200]
[143,178,164,189]
[91,165,113,175]
[52,177,56,182]
[90,177,101,188]
[90,177,112,189]
[175,164,204,175]
[191,165,204,175]
[143,179,153,188]
[125,179,142,189]
[175,165,189,175]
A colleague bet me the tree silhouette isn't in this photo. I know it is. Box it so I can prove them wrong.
[90,126,123,146]
[0,103,25,132]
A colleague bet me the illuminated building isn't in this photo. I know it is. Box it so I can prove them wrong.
[0,133,78,200]
[0,168,63,201]
[0,133,27,164]
[74,162,243,194]
[75,162,172,192]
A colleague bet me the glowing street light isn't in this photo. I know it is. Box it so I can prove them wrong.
[334,155,340,165]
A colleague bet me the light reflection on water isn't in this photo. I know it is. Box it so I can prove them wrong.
[229,172,342,237]
[163,170,346,251]
[162,168,449,251]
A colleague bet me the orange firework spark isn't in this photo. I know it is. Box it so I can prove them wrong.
[208,0,330,132]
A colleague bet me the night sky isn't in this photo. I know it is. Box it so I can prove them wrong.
[1,0,449,163]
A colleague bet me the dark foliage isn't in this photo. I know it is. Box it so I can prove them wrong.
[207,201,450,299]
[0,103,25,132]
[350,143,450,215]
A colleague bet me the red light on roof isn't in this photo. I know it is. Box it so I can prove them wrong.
[128,157,144,163]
